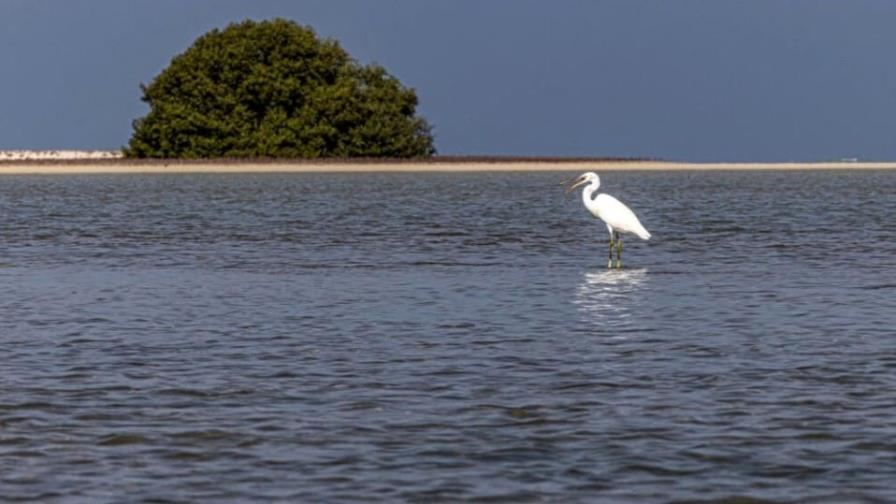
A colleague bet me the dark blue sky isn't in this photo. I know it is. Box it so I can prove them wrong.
[1,0,894,161]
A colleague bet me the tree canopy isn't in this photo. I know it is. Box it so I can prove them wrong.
[125,19,435,158]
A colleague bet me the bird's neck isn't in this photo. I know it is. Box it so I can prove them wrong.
[581,182,599,205]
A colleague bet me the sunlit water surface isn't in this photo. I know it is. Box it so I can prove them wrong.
[2,171,895,503]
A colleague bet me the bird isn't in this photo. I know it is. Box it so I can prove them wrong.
[565,172,650,268]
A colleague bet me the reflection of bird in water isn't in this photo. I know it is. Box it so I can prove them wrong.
[575,269,648,322]
[565,172,651,268]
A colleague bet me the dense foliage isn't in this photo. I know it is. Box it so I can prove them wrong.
[125,19,435,158]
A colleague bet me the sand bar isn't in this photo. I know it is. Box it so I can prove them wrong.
[2,159,896,174]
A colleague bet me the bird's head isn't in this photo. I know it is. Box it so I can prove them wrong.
[564,172,600,194]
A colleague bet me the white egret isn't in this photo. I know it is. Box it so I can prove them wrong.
[565,172,651,268]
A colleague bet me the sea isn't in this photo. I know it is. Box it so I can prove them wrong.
[1,170,895,503]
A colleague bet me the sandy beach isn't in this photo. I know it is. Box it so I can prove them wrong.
[1,158,896,174]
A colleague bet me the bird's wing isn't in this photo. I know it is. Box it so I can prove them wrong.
[594,193,650,239]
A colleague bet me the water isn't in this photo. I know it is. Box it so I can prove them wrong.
[1,170,895,503]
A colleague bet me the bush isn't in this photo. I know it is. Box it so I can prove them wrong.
[125,19,435,158]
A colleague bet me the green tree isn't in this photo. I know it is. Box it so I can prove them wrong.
[125,19,435,158]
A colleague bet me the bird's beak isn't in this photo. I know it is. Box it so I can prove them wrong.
[564,177,586,194]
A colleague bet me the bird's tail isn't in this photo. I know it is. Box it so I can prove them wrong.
[635,226,651,241]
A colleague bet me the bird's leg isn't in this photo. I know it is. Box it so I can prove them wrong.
[615,233,623,268]
[607,234,615,268]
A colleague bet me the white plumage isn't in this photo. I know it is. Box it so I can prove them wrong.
[589,193,651,240]
[566,171,650,267]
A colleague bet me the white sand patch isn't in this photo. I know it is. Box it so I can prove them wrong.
[2,160,896,174]
[0,150,123,161]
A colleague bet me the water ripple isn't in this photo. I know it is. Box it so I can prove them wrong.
[1,171,896,502]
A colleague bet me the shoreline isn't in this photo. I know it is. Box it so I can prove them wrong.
[1,159,895,174]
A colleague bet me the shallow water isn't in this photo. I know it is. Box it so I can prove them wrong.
[1,170,895,503]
